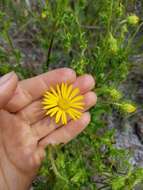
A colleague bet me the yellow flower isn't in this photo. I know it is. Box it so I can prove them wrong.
[42,83,84,125]
[127,15,139,25]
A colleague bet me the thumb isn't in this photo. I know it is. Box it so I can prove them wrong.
[0,71,18,109]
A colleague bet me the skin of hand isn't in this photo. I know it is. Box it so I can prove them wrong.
[0,68,97,190]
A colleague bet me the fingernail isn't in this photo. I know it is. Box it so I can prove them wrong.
[0,72,15,85]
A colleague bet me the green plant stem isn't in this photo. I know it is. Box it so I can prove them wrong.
[126,22,143,52]
[48,146,68,183]
[6,31,20,66]
[46,32,55,68]
[45,19,58,68]
[6,31,15,50]
[107,0,113,33]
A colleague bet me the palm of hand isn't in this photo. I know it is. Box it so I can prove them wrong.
[0,68,96,190]
[0,110,41,176]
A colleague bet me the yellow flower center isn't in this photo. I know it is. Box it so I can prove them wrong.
[58,98,70,110]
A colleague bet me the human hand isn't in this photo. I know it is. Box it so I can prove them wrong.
[0,68,96,190]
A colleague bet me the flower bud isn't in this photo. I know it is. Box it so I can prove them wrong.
[127,15,139,25]
[108,89,122,101]
[41,11,47,19]
[107,33,118,54]
[121,103,136,113]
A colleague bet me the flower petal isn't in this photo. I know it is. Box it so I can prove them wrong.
[50,86,58,97]
[71,102,84,106]
[67,109,77,120]
[44,93,58,101]
[55,109,63,123]
[62,111,67,125]
[71,105,84,110]
[43,103,57,109]
[61,83,65,98]
[50,107,59,117]
[46,107,59,116]
[56,84,62,98]
[70,95,84,103]
[67,108,81,120]
[69,108,82,117]
[42,99,58,105]
[66,84,73,99]
[69,88,80,100]
[63,83,67,99]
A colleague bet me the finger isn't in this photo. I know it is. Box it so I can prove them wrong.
[31,90,96,140]
[31,117,55,140]
[83,91,97,110]
[16,100,45,124]
[16,74,96,125]
[0,72,18,109]
[73,74,95,94]
[5,68,76,113]
[39,112,90,147]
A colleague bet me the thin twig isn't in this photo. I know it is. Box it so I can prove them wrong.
[46,34,54,68]
[80,25,100,30]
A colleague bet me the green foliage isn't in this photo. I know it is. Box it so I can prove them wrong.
[0,0,143,189]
